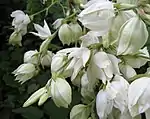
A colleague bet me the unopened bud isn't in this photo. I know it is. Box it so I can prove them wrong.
[23,87,47,107]
[70,23,82,42]
[38,92,49,106]
[9,31,22,46]
[40,51,53,67]
[24,50,39,65]
[58,24,73,45]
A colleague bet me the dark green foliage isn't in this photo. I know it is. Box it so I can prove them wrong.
[0,0,81,119]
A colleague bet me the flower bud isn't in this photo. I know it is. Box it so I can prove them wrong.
[40,51,53,67]
[38,92,49,106]
[39,38,51,54]
[23,87,47,107]
[9,31,22,46]
[58,24,73,45]
[69,23,82,42]
[24,50,39,65]
[52,18,64,29]
[51,78,72,108]
[51,53,66,73]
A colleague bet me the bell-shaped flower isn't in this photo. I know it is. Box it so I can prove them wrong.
[78,0,115,36]
[80,31,100,47]
[122,47,150,68]
[117,17,148,55]
[51,53,67,73]
[51,78,72,108]
[40,51,53,67]
[119,63,137,80]
[11,10,30,35]
[96,89,114,119]
[107,75,129,113]
[31,20,51,40]
[58,23,73,45]
[109,10,136,43]
[8,31,22,46]
[128,77,150,117]
[70,104,90,119]
[69,23,82,42]
[93,51,121,84]
[12,63,39,84]
[24,50,39,65]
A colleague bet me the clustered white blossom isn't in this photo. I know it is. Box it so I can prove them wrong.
[10,0,150,119]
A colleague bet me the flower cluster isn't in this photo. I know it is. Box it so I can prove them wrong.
[9,0,150,119]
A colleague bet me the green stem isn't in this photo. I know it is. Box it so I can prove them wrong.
[129,74,150,82]
[114,3,139,11]
[30,1,57,18]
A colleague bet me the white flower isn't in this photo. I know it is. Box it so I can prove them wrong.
[40,51,53,67]
[51,53,66,73]
[117,17,148,55]
[78,0,115,36]
[70,104,90,119]
[51,78,72,108]
[68,47,91,81]
[12,63,38,84]
[11,10,30,35]
[24,50,39,65]
[80,31,100,47]
[81,72,95,100]
[93,51,121,84]
[123,47,150,68]
[96,89,114,119]
[128,77,150,117]
[58,24,73,45]
[119,63,137,80]
[109,10,136,43]
[31,20,51,40]
[69,23,82,42]
[107,75,129,113]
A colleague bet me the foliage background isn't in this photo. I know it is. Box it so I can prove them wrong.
[0,0,81,119]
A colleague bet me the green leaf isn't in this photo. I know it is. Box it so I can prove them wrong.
[13,106,44,119]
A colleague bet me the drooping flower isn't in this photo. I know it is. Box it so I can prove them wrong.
[24,50,39,65]
[12,63,39,84]
[78,0,115,36]
[40,51,53,67]
[51,78,72,108]
[70,104,90,119]
[93,51,121,84]
[128,77,150,117]
[117,17,148,55]
[11,10,30,35]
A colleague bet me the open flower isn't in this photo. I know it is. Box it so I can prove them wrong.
[12,63,39,84]
[31,20,51,40]
[93,51,121,84]
[11,10,30,35]
[78,0,115,36]
[128,77,150,117]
